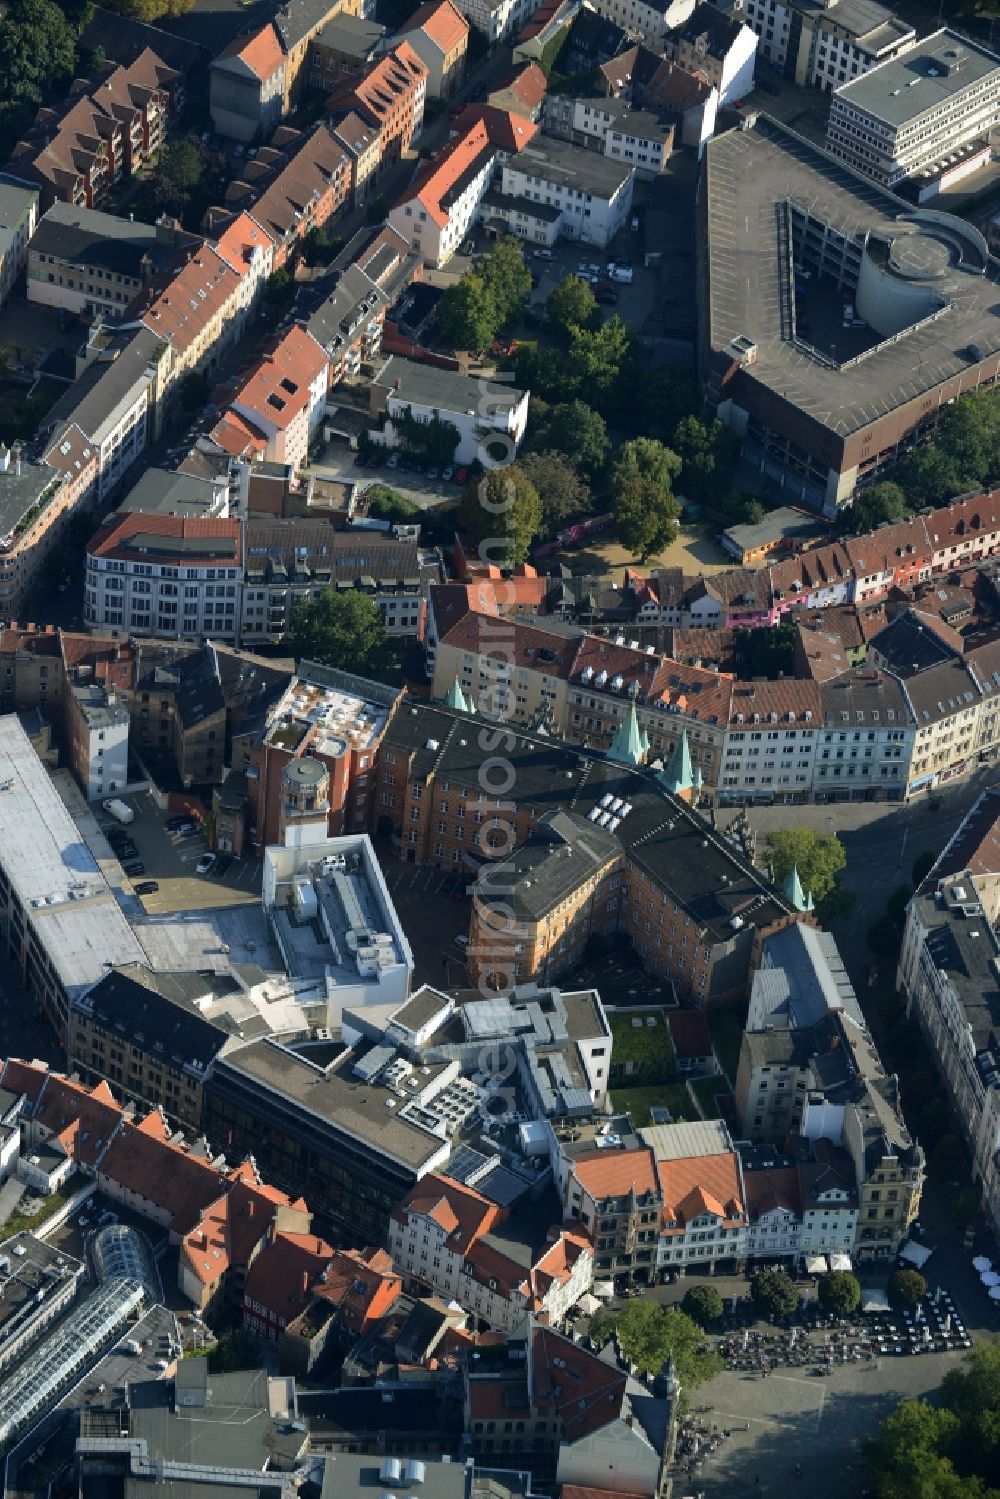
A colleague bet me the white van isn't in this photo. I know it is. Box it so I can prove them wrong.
[533,248,554,261]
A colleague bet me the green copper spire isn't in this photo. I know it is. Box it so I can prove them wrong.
[661,728,694,796]
[608,701,645,766]
[443,679,470,712]
[782,863,814,912]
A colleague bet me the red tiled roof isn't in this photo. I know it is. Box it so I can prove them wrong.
[728,678,821,726]
[573,1146,659,1203]
[88,513,242,567]
[139,246,241,356]
[249,123,350,244]
[243,1230,333,1327]
[207,410,266,458]
[393,1173,498,1252]
[404,0,469,54]
[449,103,537,154]
[395,118,493,229]
[744,1165,801,1219]
[1,1059,52,1104]
[33,1074,124,1168]
[488,61,547,113]
[98,1122,227,1234]
[213,211,274,274]
[659,1151,744,1231]
[218,22,285,82]
[231,325,327,432]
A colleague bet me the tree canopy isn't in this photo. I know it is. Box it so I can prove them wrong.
[458,465,541,568]
[438,273,498,354]
[750,1268,798,1319]
[106,0,193,19]
[518,450,589,534]
[765,827,849,920]
[817,1270,861,1316]
[546,274,598,335]
[589,1301,724,1391]
[887,1268,927,1309]
[526,398,609,479]
[364,485,421,523]
[839,481,909,534]
[473,236,532,328]
[866,1341,1000,1499]
[611,437,682,561]
[288,590,392,678]
[681,1285,724,1329]
[0,0,78,109]
[673,414,739,507]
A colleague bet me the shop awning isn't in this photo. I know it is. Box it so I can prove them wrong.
[578,1293,602,1315]
[862,1289,890,1312]
[593,1281,616,1299]
[829,1253,852,1272]
[805,1255,828,1274]
[899,1240,933,1268]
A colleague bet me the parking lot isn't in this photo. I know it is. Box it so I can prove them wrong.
[98,794,262,918]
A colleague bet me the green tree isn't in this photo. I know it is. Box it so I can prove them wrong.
[264,267,295,313]
[673,414,739,507]
[612,436,683,500]
[0,0,78,107]
[438,273,499,354]
[681,1285,724,1329]
[896,445,967,510]
[569,316,632,393]
[817,1270,861,1317]
[887,883,914,928]
[865,1398,963,1499]
[738,625,796,680]
[527,398,609,479]
[473,237,531,328]
[511,343,578,402]
[912,850,937,887]
[623,363,697,444]
[155,139,204,208]
[288,590,392,677]
[519,450,588,533]
[841,481,909,533]
[589,1302,724,1391]
[940,1339,1000,1482]
[750,1268,798,1319]
[887,1270,927,1310]
[614,477,679,561]
[106,0,193,19]
[546,274,598,335]
[457,465,542,567]
[743,499,766,525]
[207,1328,261,1372]
[765,828,847,914]
[364,485,421,523]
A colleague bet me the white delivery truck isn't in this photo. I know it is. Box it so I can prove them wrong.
[103,798,134,825]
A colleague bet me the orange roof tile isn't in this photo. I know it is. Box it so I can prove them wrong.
[213,211,274,274]
[219,22,285,82]
[405,0,469,54]
[393,1173,498,1252]
[231,325,327,433]
[243,1230,333,1327]
[139,246,241,357]
[659,1151,744,1230]
[573,1146,659,1203]
[88,513,242,568]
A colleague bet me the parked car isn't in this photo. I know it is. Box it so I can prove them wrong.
[454,465,470,484]
[442,466,455,482]
[123,861,145,877]
[116,844,139,862]
[426,467,439,481]
[596,288,619,305]
[386,453,400,469]
[609,265,634,284]
[165,815,188,831]
[196,853,217,875]
[533,247,554,261]
[173,821,197,836]
[214,856,232,876]
[134,881,159,895]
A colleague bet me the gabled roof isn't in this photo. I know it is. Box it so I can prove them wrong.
[87,513,242,567]
[138,245,241,356]
[231,324,328,433]
[659,1150,744,1230]
[32,1073,124,1168]
[247,123,350,244]
[394,1172,498,1252]
[213,211,274,274]
[402,0,469,55]
[573,1146,659,1203]
[242,1230,333,1326]
[98,1120,227,1233]
[215,23,286,83]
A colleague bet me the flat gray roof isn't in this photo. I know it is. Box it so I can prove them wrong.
[117,466,225,518]
[0,459,56,548]
[375,355,524,415]
[794,0,912,46]
[0,180,36,235]
[702,114,1000,438]
[506,135,634,198]
[221,1038,451,1171]
[0,717,145,998]
[833,29,1000,125]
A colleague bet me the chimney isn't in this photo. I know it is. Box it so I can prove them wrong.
[247,1197,255,1217]
[830,1033,839,1050]
[395,378,402,391]
[302,1270,311,1295]
[13,444,22,477]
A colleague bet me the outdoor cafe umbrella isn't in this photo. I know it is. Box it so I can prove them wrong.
[990,1286,1000,1301]
[981,1271,1000,1287]
[973,1256,992,1272]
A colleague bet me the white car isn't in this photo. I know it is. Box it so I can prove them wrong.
[196,853,217,875]
[609,265,634,284]
[456,934,469,947]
